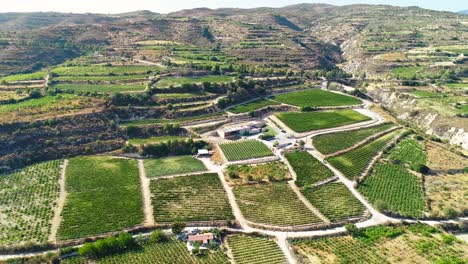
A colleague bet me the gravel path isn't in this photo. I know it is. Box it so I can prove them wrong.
[138,159,155,226]
[48,159,68,243]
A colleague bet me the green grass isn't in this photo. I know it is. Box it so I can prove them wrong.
[52,65,160,76]
[387,138,426,167]
[391,66,423,79]
[0,71,47,82]
[0,94,79,114]
[120,112,224,127]
[58,156,143,240]
[155,75,233,88]
[52,83,146,93]
[227,235,287,264]
[0,160,62,245]
[54,74,148,81]
[444,82,468,89]
[272,89,362,108]
[312,123,394,155]
[359,163,426,217]
[128,136,186,146]
[233,182,323,226]
[408,90,445,98]
[327,130,401,180]
[143,155,206,177]
[219,140,274,161]
[150,173,233,222]
[302,182,365,222]
[229,99,280,113]
[276,110,371,133]
[284,151,334,187]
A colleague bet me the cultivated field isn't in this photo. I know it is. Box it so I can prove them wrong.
[312,123,394,155]
[327,130,401,180]
[219,140,274,161]
[0,71,47,82]
[359,163,426,217]
[272,89,362,108]
[52,83,146,93]
[229,98,280,113]
[143,155,206,177]
[150,173,233,222]
[387,137,426,167]
[128,136,186,146]
[275,110,370,133]
[58,156,143,240]
[301,182,366,222]
[52,65,160,76]
[284,151,334,187]
[0,160,62,245]
[155,75,232,88]
[233,182,323,226]
[227,235,287,264]
[225,161,291,185]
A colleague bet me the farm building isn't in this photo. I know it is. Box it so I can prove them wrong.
[217,121,267,139]
[187,233,215,251]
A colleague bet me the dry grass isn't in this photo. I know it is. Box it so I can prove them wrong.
[374,52,408,62]
[425,173,468,217]
[425,141,467,171]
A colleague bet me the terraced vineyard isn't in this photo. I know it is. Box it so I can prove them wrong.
[143,155,206,177]
[301,182,366,222]
[229,98,280,113]
[272,89,362,108]
[387,137,426,167]
[0,160,62,245]
[63,238,229,264]
[327,130,402,179]
[52,65,160,76]
[128,135,186,146]
[156,75,232,88]
[58,156,143,240]
[52,83,146,93]
[312,123,394,155]
[227,235,287,264]
[276,110,371,133]
[150,173,234,222]
[219,140,274,161]
[284,151,334,187]
[225,161,291,185]
[359,163,426,217]
[233,182,323,226]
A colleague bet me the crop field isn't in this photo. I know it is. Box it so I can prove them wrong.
[0,71,47,82]
[387,138,426,167]
[284,151,334,187]
[120,112,224,127]
[219,140,274,161]
[229,98,280,113]
[391,66,423,79]
[275,110,370,133]
[312,123,394,155]
[301,182,366,222]
[233,182,323,226]
[58,156,143,240]
[359,163,425,217]
[290,224,468,264]
[52,65,160,76]
[155,75,233,88]
[150,173,233,222]
[64,238,229,264]
[143,155,206,177]
[0,160,62,245]
[327,130,401,180]
[225,161,291,185]
[272,89,362,108]
[227,235,287,264]
[128,136,186,146]
[54,74,148,81]
[52,83,146,93]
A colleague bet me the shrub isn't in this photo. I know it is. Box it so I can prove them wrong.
[78,242,97,258]
[412,164,430,174]
[345,224,361,237]
[375,200,389,212]
[150,230,168,243]
[443,207,458,219]
[171,221,186,235]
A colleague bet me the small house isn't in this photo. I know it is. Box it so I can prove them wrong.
[197,149,211,157]
[187,233,215,251]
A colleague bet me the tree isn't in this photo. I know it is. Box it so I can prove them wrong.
[150,229,168,243]
[375,199,388,212]
[78,242,97,258]
[117,232,136,249]
[345,224,361,237]
[191,241,201,255]
[171,221,186,234]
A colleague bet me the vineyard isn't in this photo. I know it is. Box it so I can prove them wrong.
[327,130,401,180]
[290,224,468,264]
[0,160,62,245]
[284,151,334,187]
[312,123,394,155]
[272,89,362,108]
[150,173,234,222]
[51,65,160,76]
[227,235,287,264]
[51,83,146,93]
[143,156,207,177]
[359,163,426,217]
[229,98,280,114]
[58,156,144,240]
[232,182,323,226]
[275,110,370,133]
[387,137,426,167]
[219,140,274,161]
[225,161,291,185]
[128,136,186,146]
[155,75,233,88]
[63,238,229,264]
[302,182,366,222]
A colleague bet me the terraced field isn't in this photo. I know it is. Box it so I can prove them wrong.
[58,156,143,240]
[272,89,362,108]
[227,235,287,264]
[0,71,47,82]
[225,161,291,185]
[387,137,426,167]
[128,135,186,146]
[150,173,233,222]
[233,182,323,226]
[219,140,274,161]
[301,182,366,222]
[52,65,160,76]
[276,110,371,133]
[327,130,402,180]
[143,156,206,177]
[52,83,146,93]
[156,75,233,88]
[284,151,334,187]
[359,163,426,217]
[0,160,62,245]
[229,98,280,113]
[312,123,394,155]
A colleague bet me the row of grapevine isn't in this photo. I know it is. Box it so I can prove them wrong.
[219,140,274,161]
[387,137,426,166]
[227,235,287,264]
[284,151,334,187]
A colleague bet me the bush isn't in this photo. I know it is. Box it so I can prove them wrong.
[411,164,430,174]
[171,221,186,235]
[78,242,97,258]
[78,233,136,259]
[443,207,458,219]
[122,143,137,153]
[150,230,168,243]
[345,224,361,237]
[375,199,388,212]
